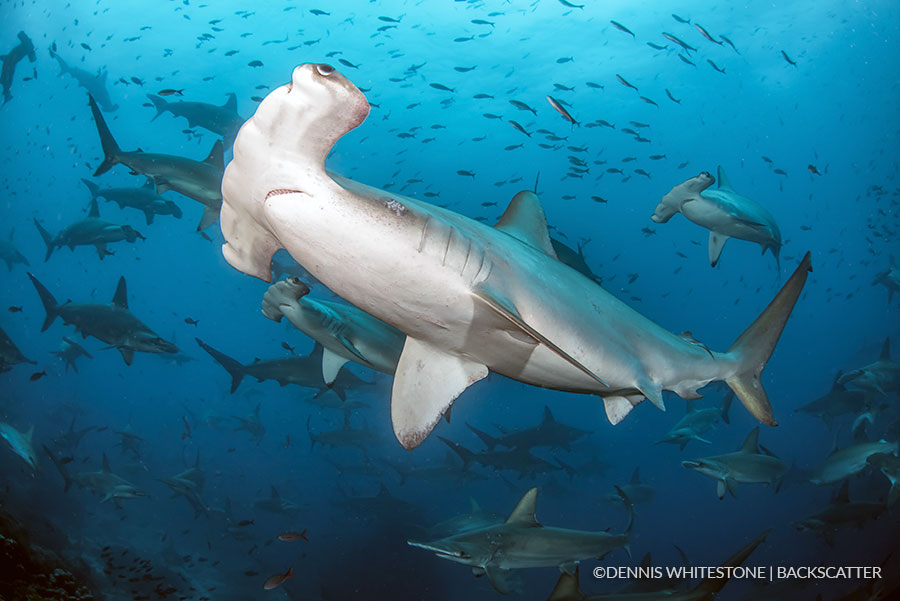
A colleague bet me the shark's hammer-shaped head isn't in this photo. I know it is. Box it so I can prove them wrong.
[221,64,370,282]
[651,171,715,223]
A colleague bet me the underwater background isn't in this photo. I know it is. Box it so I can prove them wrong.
[1,0,899,599]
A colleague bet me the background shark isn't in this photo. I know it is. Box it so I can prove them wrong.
[34,197,145,261]
[0,31,35,104]
[81,178,183,225]
[146,92,244,147]
[50,49,118,111]
[0,229,29,271]
[682,427,787,498]
[0,421,38,470]
[0,325,35,372]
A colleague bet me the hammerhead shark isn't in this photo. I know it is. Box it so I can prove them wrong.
[218,63,811,449]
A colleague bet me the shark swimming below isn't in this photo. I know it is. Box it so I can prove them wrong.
[410,486,634,594]
[0,31,36,104]
[652,167,782,268]
[87,94,224,230]
[838,337,900,396]
[656,391,732,450]
[28,272,179,365]
[34,197,145,261]
[82,178,183,225]
[146,92,244,147]
[50,49,118,111]
[44,445,149,504]
[219,63,812,450]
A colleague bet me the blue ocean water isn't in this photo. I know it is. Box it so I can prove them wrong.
[1,0,898,599]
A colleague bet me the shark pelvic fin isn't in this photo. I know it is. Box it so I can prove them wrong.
[198,205,219,231]
[474,283,608,387]
[484,564,513,595]
[321,346,349,385]
[494,191,558,259]
[118,347,134,365]
[708,231,729,267]
[505,487,540,526]
[391,337,488,449]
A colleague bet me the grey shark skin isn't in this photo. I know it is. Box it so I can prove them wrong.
[421,497,503,539]
[546,530,768,601]
[873,258,900,303]
[262,276,404,382]
[219,63,812,450]
[44,445,149,503]
[410,487,633,594]
[838,338,900,396]
[195,338,371,400]
[82,178,182,225]
[51,336,94,373]
[0,230,29,271]
[87,95,224,231]
[233,403,265,444]
[0,422,38,470]
[0,31,36,104]
[604,467,654,506]
[308,414,382,453]
[253,485,304,516]
[795,371,868,426]
[28,273,178,365]
[793,481,885,546]
[440,435,559,479]
[808,439,898,485]
[50,50,118,111]
[0,326,36,372]
[467,406,591,452]
[159,458,208,517]
[146,92,244,147]
[652,168,782,268]
[682,427,787,499]
[34,197,145,261]
[656,391,732,450]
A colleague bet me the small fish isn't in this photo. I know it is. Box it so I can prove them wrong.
[508,120,531,137]
[808,164,820,175]
[237,520,255,527]
[158,88,183,96]
[672,14,691,24]
[181,416,191,440]
[248,60,263,67]
[585,81,604,89]
[8,306,22,313]
[719,34,739,54]
[30,371,47,382]
[781,50,797,66]
[694,23,722,45]
[646,42,667,50]
[557,0,584,8]
[707,59,726,74]
[761,156,773,164]
[378,16,402,22]
[509,100,537,114]
[454,36,475,43]
[678,54,696,66]
[471,19,494,26]
[649,154,666,160]
[457,170,476,178]
[616,74,638,91]
[309,9,330,16]
[556,57,574,63]
[81,42,92,51]
[338,59,359,69]
[184,317,199,326]
[454,66,477,72]
[483,113,503,120]
[473,93,494,99]
[591,196,608,203]
[610,20,635,38]
[430,83,455,92]
[504,144,523,151]
[282,342,295,353]
[284,435,290,448]
[278,530,308,542]
[225,50,239,56]
[639,96,658,107]
[774,168,787,176]
[130,77,145,86]
[251,96,264,102]
[634,169,651,178]
[263,568,295,590]
[665,88,681,104]
[662,32,697,53]
[547,96,578,126]
[553,83,574,91]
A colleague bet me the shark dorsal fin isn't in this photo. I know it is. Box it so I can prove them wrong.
[716,165,734,191]
[494,191,559,259]
[102,453,111,473]
[834,480,850,505]
[541,405,555,424]
[640,552,652,569]
[270,485,280,500]
[630,467,641,484]
[25,425,34,441]
[505,487,540,526]
[88,197,100,218]
[880,337,891,361]
[469,497,482,513]
[223,92,237,112]
[204,140,224,170]
[112,277,128,309]
[739,427,760,453]
[378,483,390,497]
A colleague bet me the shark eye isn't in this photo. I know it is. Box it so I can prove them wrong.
[315,64,335,77]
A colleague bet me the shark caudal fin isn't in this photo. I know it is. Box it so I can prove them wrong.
[724,252,812,426]
[32,219,55,262]
[465,422,499,451]
[88,94,122,176]
[80,178,100,199]
[43,444,73,492]
[195,338,245,393]
[438,436,476,469]
[145,94,169,121]
[693,530,768,597]
[27,273,60,331]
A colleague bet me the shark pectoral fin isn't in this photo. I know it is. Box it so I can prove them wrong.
[716,480,726,499]
[725,478,739,498]
[473,283,608,387]
[603,395,642,425]
[321,347,349,385]
[484,564,513,595]
[559,561,578,576]
[197,206,219,231]
[391,337,488,450]
[708,231,729,267]
[119,347,134,366]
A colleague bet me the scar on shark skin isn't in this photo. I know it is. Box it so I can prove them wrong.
[266,189,305,200]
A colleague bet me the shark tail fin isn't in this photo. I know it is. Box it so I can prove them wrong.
[33,219,55,262]
[28,272,59,331]
[693,530,768,596]
[195,338,245,393]
[43,444,72,492]
[88,94,121,176]
[146,94,168,121]
[724,252,811,426]
[438,436,476,469]
[547,567,583,601]
[80,178,100,199]
[465,422,499,451]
